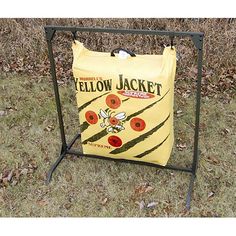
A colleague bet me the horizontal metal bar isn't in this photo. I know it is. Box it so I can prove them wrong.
[66,149,193,173]
[44,25,204,38]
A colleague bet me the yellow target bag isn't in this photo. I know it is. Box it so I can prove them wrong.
[72,41,176,166]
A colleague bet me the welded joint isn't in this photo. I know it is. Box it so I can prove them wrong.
[191,34,204,51]
[45,27,56,42]
[60,144,68,154]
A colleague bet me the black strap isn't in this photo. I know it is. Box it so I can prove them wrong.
[72,31,77,43]
[111,48,136,57]
[170,35,174,50]
[72,31,86,43]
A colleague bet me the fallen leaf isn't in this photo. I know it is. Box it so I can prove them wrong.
[44,125,54,132]
[152,209,158,216]
[2,177,9,185]
[101,197,108,206]
[15,169,20,180]
[135,185,146,195]
[147,202,158,208]
[6,106,17,112]
[182,90,191,98]
[29,160,38,169]
[176,110,183,117]
[0,110,5,116]
[176,143,187,151]
[207,156,220,165]
[191,67,198,76]
[64,203,72,210]
[57,80,65,85]
[20,168,28,175]
[37,200,48,206]
[135,200,145,210]
[221,128,230,135]
[135,183,154,195]
[2,170,9,179]
[11,180,18,186]
[208,191,215,198]
[65,172,72,182]
[28,168,34,174]
[144,186,154,193]
[7,170,14,181]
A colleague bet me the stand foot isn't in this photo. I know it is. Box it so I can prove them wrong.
[186,173,196,210]
[46,150,67,185]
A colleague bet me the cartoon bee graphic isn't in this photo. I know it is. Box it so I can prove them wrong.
[99,108,126,133]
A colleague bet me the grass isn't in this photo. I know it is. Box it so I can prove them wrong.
[0,74,235,217]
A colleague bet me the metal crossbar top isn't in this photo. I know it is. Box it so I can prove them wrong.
[44,25,204,210]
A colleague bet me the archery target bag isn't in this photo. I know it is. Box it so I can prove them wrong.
[72,40,176,166]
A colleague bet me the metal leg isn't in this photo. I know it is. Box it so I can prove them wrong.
[45,32,75,184]
[46,36,67,152]
[46,148,67,185]
[46,131,81,184]
[192,46,203,176]
[186,173,196,210]
[184,40,203,210]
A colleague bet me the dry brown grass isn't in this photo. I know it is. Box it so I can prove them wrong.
[0,19,235,96]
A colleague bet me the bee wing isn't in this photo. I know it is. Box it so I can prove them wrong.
[114,112,126,120]
[99,109,109,119]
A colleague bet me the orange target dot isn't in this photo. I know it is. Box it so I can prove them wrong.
[85,111,98,124]
[109,117,119,126]
[106,94,121,109]
[108,135,122,147]
[130,117,146,131]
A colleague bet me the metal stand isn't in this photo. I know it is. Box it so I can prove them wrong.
[44,26,204,210]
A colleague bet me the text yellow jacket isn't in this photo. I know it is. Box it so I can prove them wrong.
[72,41,176,166]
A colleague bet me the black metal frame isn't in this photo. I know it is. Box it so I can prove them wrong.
[44,26,204,210]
